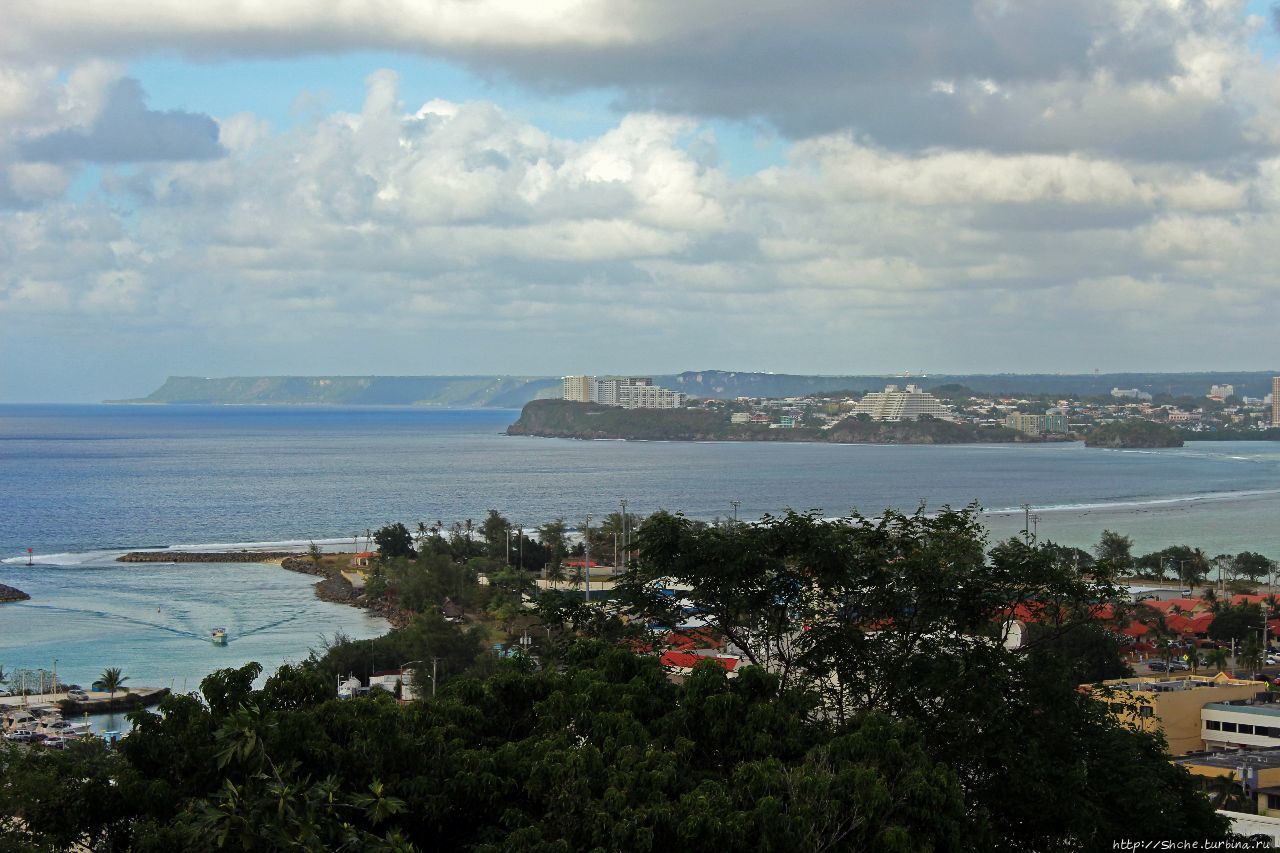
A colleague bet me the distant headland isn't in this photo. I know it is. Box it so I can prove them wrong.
[506,399,1049,445]
[110,371,1279,407]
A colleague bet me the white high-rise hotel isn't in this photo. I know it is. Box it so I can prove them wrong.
[561,376,687,409]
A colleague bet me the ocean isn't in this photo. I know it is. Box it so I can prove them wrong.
[2,403,1279,691]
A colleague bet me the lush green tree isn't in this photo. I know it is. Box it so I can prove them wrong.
[3,647,978,852]
[478,509,511,562]
[621,508,1227,849]
[1233,551,1276,584]
[308,540,324,568]
[1135,545,1209,586]
[1240,634,1265,673]
[1094,529,1133,568]
[1208,603,1265,645]
[92,667,129,701]
[373,523,416,560]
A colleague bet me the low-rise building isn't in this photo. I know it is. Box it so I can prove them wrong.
[1203,699,1280,751]
[1087,673,1269,755]
[1176,749,1280,819]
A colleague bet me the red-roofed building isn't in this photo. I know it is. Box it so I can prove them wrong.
[660,650,741,682]
[1144,598,1211,615]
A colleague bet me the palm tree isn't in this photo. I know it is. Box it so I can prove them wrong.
[92,667,129,702]
[1206,647,1230,673]
[0,665,8,694]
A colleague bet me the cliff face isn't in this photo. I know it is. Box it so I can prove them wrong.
[113,375,563,407]
[507,400,1038,444]
[506,400,763,441]
[1084,420,1184,448]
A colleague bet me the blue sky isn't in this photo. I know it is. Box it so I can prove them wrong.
[3,1,1280,401]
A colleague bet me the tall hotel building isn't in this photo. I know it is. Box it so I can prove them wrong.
[561,375,686,409]
[1273,376,1280,426]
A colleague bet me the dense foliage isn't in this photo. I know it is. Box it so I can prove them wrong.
[1084,419,1184,448]
[0,508,1232,851]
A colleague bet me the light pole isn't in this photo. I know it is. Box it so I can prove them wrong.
[399,660,423,702]
[584,513,592,604]
[619,498,628,572]
[731,500,740,524]
[1022,503,1031,544]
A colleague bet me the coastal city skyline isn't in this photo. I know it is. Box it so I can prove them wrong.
[5,2,1280,401]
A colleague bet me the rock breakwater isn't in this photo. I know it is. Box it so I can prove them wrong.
[117,551,301,563]
[0,584,30,602]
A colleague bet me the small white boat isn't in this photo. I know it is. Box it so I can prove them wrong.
[210,627,228,645]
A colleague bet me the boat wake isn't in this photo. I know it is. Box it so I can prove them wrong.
[17,604,208,641]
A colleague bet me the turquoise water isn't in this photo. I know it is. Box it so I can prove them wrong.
[2,404,1280,689]
[0,557,386,693]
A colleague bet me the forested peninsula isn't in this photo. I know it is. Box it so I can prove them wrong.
[1084,419,1185,448]
[506,399,1040,444]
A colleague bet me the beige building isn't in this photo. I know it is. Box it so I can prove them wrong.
[1087,673,1269,755]
[562,375,592,402]
[1273,376,1280,426]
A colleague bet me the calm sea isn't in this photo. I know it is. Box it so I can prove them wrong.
[2,404,1279,689]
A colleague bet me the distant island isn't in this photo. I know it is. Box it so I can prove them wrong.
[506,399,1044,444]
[1084,419,1184,448]
[111,370,1280,407]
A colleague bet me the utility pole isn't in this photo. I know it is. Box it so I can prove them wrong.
[731,500,740,524]
[619,498,628,572]
[506,526,511,566]
[584,513,592,604]
[517,522,523,572]
[1031,514,1041,543]
[432,657,438,698]
[1022,504,1031,544]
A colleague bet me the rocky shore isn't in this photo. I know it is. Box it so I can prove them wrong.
[117,550,302,563]
[0,583,30,602]
[279,555,408,627]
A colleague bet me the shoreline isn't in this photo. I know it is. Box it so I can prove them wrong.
[278,555,409,628]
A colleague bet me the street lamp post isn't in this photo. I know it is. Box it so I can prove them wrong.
[731,500,740,524]
[399,659,424,702]
[619,498,628,572]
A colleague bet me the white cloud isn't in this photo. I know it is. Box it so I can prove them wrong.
[1,1,1274,159]
[4,5,1280,390]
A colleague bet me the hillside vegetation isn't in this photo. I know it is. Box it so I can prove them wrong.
[1085,419,1184,448]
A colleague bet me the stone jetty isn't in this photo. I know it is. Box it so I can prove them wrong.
[117,551,301,563]
[0,584,30,602]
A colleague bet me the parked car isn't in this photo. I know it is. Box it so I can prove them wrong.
[41,736,68,749]
[67,689,89,701]
[1168,660,1191,671]
[1148,660,1168,671]
[4,731,37,743]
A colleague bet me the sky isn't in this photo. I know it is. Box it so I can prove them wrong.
[3,1,1280,401]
